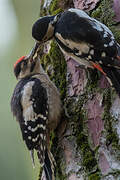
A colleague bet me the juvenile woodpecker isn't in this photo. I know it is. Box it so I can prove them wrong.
[11,56,62,180]
[30,8,120,96]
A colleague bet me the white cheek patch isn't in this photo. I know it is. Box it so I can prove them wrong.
[43,23,54,41]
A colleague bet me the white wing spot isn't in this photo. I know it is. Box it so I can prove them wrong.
[101,52,106,57]
[88,55,92,59]
[32,135,39,142]
[104,44,108,47]
[31,125,40,132]
[38,114,47,120]
[109,40,114,47]
[40,144,43,151]
[99,61,103,64]
[28,136,32,140]
[46,110,48,115]
[90,49,94,55]
[40,134,44,139]
[28,126,31,130]
[104,32,108,38]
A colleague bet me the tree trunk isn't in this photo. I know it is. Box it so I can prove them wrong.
[38,0,120,179]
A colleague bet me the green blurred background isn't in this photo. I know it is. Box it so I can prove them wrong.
[0,0,40,179]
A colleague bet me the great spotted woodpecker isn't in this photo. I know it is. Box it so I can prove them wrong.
[11,56,62,180]
[30,8,120,96]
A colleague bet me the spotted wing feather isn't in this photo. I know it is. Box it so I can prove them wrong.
[11,76,48,165]
[55,9,118,64]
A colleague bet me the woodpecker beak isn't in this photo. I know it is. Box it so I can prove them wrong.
[28,42,40,61]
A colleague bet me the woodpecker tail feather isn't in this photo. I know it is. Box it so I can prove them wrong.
[40,149,55,180]
[30,150,35,168]
[101,65,120,97]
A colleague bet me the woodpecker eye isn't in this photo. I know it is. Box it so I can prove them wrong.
[21,60,28,71]
[14,60,28,78]
[23,60,27,66]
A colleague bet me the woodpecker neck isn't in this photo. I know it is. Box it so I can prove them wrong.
[42,14,62,42]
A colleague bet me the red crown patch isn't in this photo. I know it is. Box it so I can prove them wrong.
[14,56,26,68]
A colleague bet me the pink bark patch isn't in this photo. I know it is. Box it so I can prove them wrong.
[86,94,104,146]
[73,0,100,11]
[67,58,87,96]
[99,75,110,89]
[68,174,78,180]
[113,0,120,22]
[99,151,110,174]
[62,137,81,179]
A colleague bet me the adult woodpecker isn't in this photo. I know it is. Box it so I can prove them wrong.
[11,56,62,180]
[30,8,120,96]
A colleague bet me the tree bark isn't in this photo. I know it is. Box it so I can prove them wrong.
[38,0,120,179]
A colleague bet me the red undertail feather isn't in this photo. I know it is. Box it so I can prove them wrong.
[91,62,106,76]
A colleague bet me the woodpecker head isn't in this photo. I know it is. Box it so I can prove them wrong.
[32,15,56,43]
[28,14,61,60]
[14,56,41,79]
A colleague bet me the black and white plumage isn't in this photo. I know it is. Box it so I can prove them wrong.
[11,56,61,180]
[31,8,120,96]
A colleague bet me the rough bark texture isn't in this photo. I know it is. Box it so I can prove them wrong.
[38,0,120,179]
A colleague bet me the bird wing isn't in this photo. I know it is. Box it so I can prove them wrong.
[11,77,48,165]
[55,9,118,61]
[56,9,115,48]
